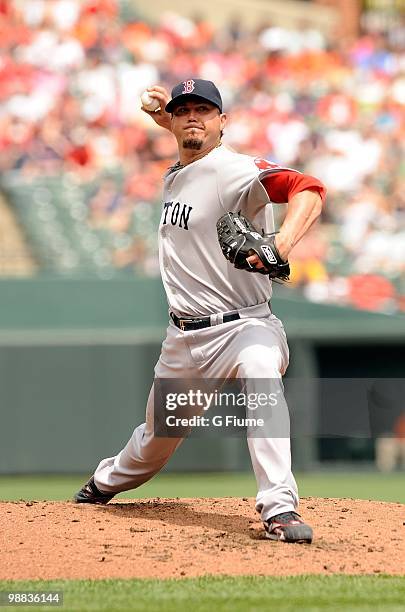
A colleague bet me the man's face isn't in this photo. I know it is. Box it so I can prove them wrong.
[170,97,227,153]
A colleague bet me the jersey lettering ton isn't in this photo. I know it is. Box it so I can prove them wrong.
[159,145,282,317]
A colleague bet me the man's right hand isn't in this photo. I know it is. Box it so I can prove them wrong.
[141,86,172,131]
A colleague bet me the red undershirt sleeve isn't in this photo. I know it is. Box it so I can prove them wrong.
[261,170,327,204]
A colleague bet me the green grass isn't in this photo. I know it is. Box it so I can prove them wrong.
[0,576,404,611]
[0,471,404,503]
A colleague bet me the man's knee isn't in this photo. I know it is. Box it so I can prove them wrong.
[237,346,285,378]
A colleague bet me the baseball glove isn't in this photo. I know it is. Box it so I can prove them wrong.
[216,211,290,281]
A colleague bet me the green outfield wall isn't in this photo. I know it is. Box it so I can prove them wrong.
[0,278,404,474]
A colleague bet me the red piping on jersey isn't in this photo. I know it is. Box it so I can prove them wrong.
[260,170,326,204]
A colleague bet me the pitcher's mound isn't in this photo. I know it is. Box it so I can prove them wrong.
[2,497,404,579]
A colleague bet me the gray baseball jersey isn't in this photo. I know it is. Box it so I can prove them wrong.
[160,144,278,317]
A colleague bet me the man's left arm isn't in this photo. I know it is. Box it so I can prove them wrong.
[247,170,326,267]
[274,189,323,260]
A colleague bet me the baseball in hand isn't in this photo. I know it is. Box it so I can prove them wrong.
[141,91,160,112]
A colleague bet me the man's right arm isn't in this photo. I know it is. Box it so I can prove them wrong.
[141,85,172,131]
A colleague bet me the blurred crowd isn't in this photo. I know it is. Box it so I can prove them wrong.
[0,0,404,311]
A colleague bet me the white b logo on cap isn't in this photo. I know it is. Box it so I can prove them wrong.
[182,80,195,94]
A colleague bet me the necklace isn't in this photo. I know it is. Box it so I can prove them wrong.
[167,142,222,174]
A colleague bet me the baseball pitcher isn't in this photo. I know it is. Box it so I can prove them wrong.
[74,79,326,543]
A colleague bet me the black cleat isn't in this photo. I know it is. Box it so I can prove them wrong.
[73,476,115,505]
[264,511,313,543]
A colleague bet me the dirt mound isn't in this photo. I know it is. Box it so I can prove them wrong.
[1,497,404,579]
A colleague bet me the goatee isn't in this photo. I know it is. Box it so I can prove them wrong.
[182,138,203,150]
